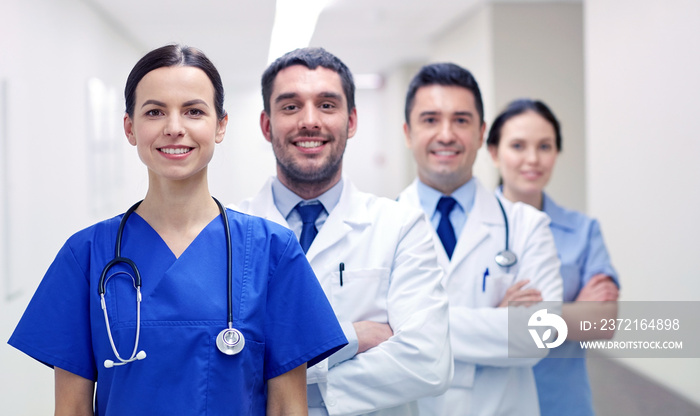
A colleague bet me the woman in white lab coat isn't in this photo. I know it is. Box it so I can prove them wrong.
[487,98,620,416]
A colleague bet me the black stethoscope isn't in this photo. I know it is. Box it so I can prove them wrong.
[98,197,244,369]
[494,197,518,268]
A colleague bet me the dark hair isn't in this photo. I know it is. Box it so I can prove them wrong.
[261,47,355,114]
[486,99,562,151]
[404,63,484,125]
[125,44,226,120]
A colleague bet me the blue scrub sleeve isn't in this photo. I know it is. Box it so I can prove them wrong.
[328,321,359,368]
[582,219,619,287]
[8,240,97,381]
[263,232,347,380]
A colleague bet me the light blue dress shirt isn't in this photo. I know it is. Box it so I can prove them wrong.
[270,177,343,241]
[270,177,358,409]
[497,188,619,416]
[415,178,477,244]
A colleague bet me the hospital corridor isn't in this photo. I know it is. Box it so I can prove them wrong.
[1,0,699,414]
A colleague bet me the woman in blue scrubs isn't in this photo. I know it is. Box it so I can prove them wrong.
[487,99,619,416]
[9,44,347,415]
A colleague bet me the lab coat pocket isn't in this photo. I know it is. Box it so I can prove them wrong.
[480,272,515,307]
[330,267,390,323]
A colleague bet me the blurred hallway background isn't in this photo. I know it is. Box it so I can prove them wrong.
[1,1,699,413]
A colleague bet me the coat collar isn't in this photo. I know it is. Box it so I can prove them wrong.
[305,178,371,261]
[245,177,288,226]
[400,178,505,273]
[449,180,504,270]
[542,192,576,232]
[493,188,576,233]
[248,176,371,262]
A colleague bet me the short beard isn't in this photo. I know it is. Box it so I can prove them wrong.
[271,130,347,190]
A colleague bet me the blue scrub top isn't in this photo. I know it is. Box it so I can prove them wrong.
[9,208,347,415]
[534,193,619,416]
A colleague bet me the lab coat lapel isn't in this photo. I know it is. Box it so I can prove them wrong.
[445,180,503,275]
[398,181,451,270]
[244,177,289,227]
[305,180,370,263]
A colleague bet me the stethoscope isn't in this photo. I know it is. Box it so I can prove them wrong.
[494,197,518,268]
[98,197,245,369]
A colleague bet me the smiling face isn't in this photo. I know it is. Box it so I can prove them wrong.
[404,85,486,195]
[488,111,558,203]
[261,65,357,195]
[123,65,227,184]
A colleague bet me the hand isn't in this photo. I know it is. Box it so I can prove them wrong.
[576,274,619,302]
[498,279,543,307]
[353,321,393,354]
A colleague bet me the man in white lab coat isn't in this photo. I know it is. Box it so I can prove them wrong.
[236,48,452,416]
[398,63,563,415]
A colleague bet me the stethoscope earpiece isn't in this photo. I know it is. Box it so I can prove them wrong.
[103,351,146,369]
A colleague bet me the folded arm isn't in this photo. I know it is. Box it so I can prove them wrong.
[450,209,562,367]
[565,274,619,341]
[324,213,452,415]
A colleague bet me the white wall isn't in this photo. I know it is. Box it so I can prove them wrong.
[210,86,277,205]
[430,4,499,190]
[492,3,586,212]
[343,88,402,198]
[377,64,422,198]
[585,0,700,405]
[0,0,142,413]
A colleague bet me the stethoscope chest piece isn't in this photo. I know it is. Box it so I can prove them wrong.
[216,327,245,355]
[494,197,518,269]
[495,249,518,268]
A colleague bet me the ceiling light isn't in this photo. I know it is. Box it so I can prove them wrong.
[267,0,332,64]
[354,73,384,90]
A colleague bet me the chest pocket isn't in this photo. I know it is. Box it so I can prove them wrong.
[329,267,390,323]
[479,271,516,307]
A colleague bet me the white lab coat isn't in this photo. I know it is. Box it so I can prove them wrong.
[238,177,453,416]
[398,179,563,416]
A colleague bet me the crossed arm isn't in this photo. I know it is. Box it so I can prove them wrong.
[498,279,543,307]
[564,274,619,341]
[352,321,393,354]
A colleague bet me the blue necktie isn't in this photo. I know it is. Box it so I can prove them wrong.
[436,196,457,259]
[296,203,324,254]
